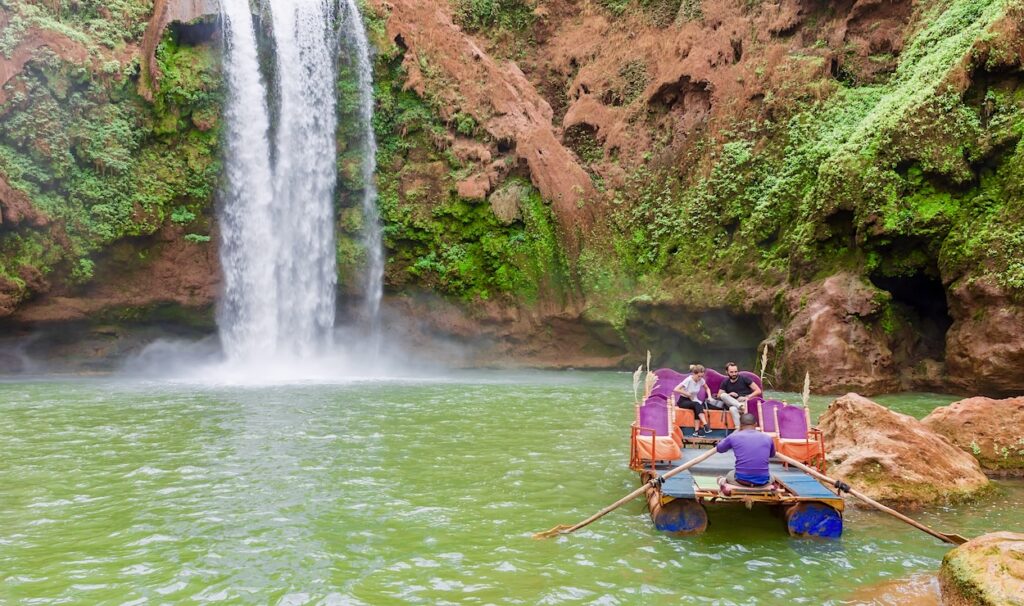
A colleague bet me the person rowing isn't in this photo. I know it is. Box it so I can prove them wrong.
[716,412,775,495]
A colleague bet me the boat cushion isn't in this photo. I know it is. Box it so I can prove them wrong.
[634,435,683,461]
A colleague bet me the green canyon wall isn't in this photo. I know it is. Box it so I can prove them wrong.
[0,0,1022,394]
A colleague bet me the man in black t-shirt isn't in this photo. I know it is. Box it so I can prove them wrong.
[714,362,763,428]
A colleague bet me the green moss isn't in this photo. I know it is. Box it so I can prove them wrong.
[453,0,535,33]
[0,21,221,301]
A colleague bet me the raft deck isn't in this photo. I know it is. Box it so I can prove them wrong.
[653,447,844,509]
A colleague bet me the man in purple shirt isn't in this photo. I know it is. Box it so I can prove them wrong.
[716,413,775,489]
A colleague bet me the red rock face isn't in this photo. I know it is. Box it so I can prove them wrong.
[776,273,899,394]
[370,0,597,254]
[818,393,989,505]
[922,396,1024,475]
[0,28,89,105]
[12,225,220,325]
[945,279,1024,397]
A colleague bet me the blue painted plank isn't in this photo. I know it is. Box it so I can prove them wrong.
[661,472,696,499]
[771,468,838,499]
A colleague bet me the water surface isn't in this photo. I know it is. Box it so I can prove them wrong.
[1,372,1020,604]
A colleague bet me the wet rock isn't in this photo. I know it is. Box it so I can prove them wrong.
[922,397,1024,475]
[818,393,989,505]
[945,279,1024,397]
[13,225,219,324]
[939,532,1024,606]
[488,183,525,225]
[777,273,899,394]
[843,572,941,605]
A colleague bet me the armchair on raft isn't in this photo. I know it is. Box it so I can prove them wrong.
[756,399,785,435]
[772,403,827,471]
[630,374,683,471]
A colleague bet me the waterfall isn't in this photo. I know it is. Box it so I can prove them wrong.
[342,0,384,344]
[267,0,339,357]
[217,0,279,359]
[218,0,342,360]
[217,0,381,364]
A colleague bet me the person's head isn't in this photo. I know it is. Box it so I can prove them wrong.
[739,413,757,429]
[691,364,705,378]
[726,362,739,378]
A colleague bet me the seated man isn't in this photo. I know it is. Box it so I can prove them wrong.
[716,413,775,495]
[713,362,763,430]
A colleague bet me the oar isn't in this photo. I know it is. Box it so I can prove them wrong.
[533,448,717,539]
[775,453,969,545]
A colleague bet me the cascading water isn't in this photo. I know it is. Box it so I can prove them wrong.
[217,0,383,365]
[341,0,384,343]
[217,0,279,360]
[267,0,339,357]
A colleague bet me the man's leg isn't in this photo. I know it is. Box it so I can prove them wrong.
[719,393,742,428]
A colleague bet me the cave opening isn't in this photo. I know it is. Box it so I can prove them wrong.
[169,18,220,46]
[870,269,952,362]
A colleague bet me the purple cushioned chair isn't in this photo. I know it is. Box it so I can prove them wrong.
[776,404,810,439]
[757,399,785,434]
[638,393,671,437]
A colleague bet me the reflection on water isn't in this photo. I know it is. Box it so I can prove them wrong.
[0,372,1019,604]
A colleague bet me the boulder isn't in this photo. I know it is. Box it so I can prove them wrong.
[819,393,989,505]
[777,273,899,394]
[939,532,1024,606]
[922,397,1024,475]
[488,183,525,225]
[945,278,1024,397]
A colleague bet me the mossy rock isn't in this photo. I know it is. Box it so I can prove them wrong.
[940,532,1024,605]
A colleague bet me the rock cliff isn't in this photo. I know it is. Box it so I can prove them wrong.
[0,0,1022,392]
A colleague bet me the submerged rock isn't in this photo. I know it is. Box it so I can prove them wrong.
[818,394,989,505]
[844,573,941,605]
[922,397,1024,476]
[940,532,1024,606]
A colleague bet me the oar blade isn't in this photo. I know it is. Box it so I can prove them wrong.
[532,524,573,540]
[945,533,970,545]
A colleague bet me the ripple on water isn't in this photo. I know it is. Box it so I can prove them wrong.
[0,374,1021,604]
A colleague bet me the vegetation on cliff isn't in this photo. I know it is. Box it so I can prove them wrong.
[0,1,220,312]
[1,0,1022,386]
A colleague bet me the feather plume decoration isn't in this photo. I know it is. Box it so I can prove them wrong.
[802,371,811,409]
[632,364,644,403]
[760,343,769,378]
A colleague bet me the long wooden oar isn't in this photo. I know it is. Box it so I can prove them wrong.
[775,453,969,545]
[533,448,717,539]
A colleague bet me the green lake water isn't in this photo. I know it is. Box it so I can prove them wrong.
[1,371,1021,604]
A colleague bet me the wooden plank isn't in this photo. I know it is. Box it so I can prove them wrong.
[771,468,839,500]
[661,471,697,499]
